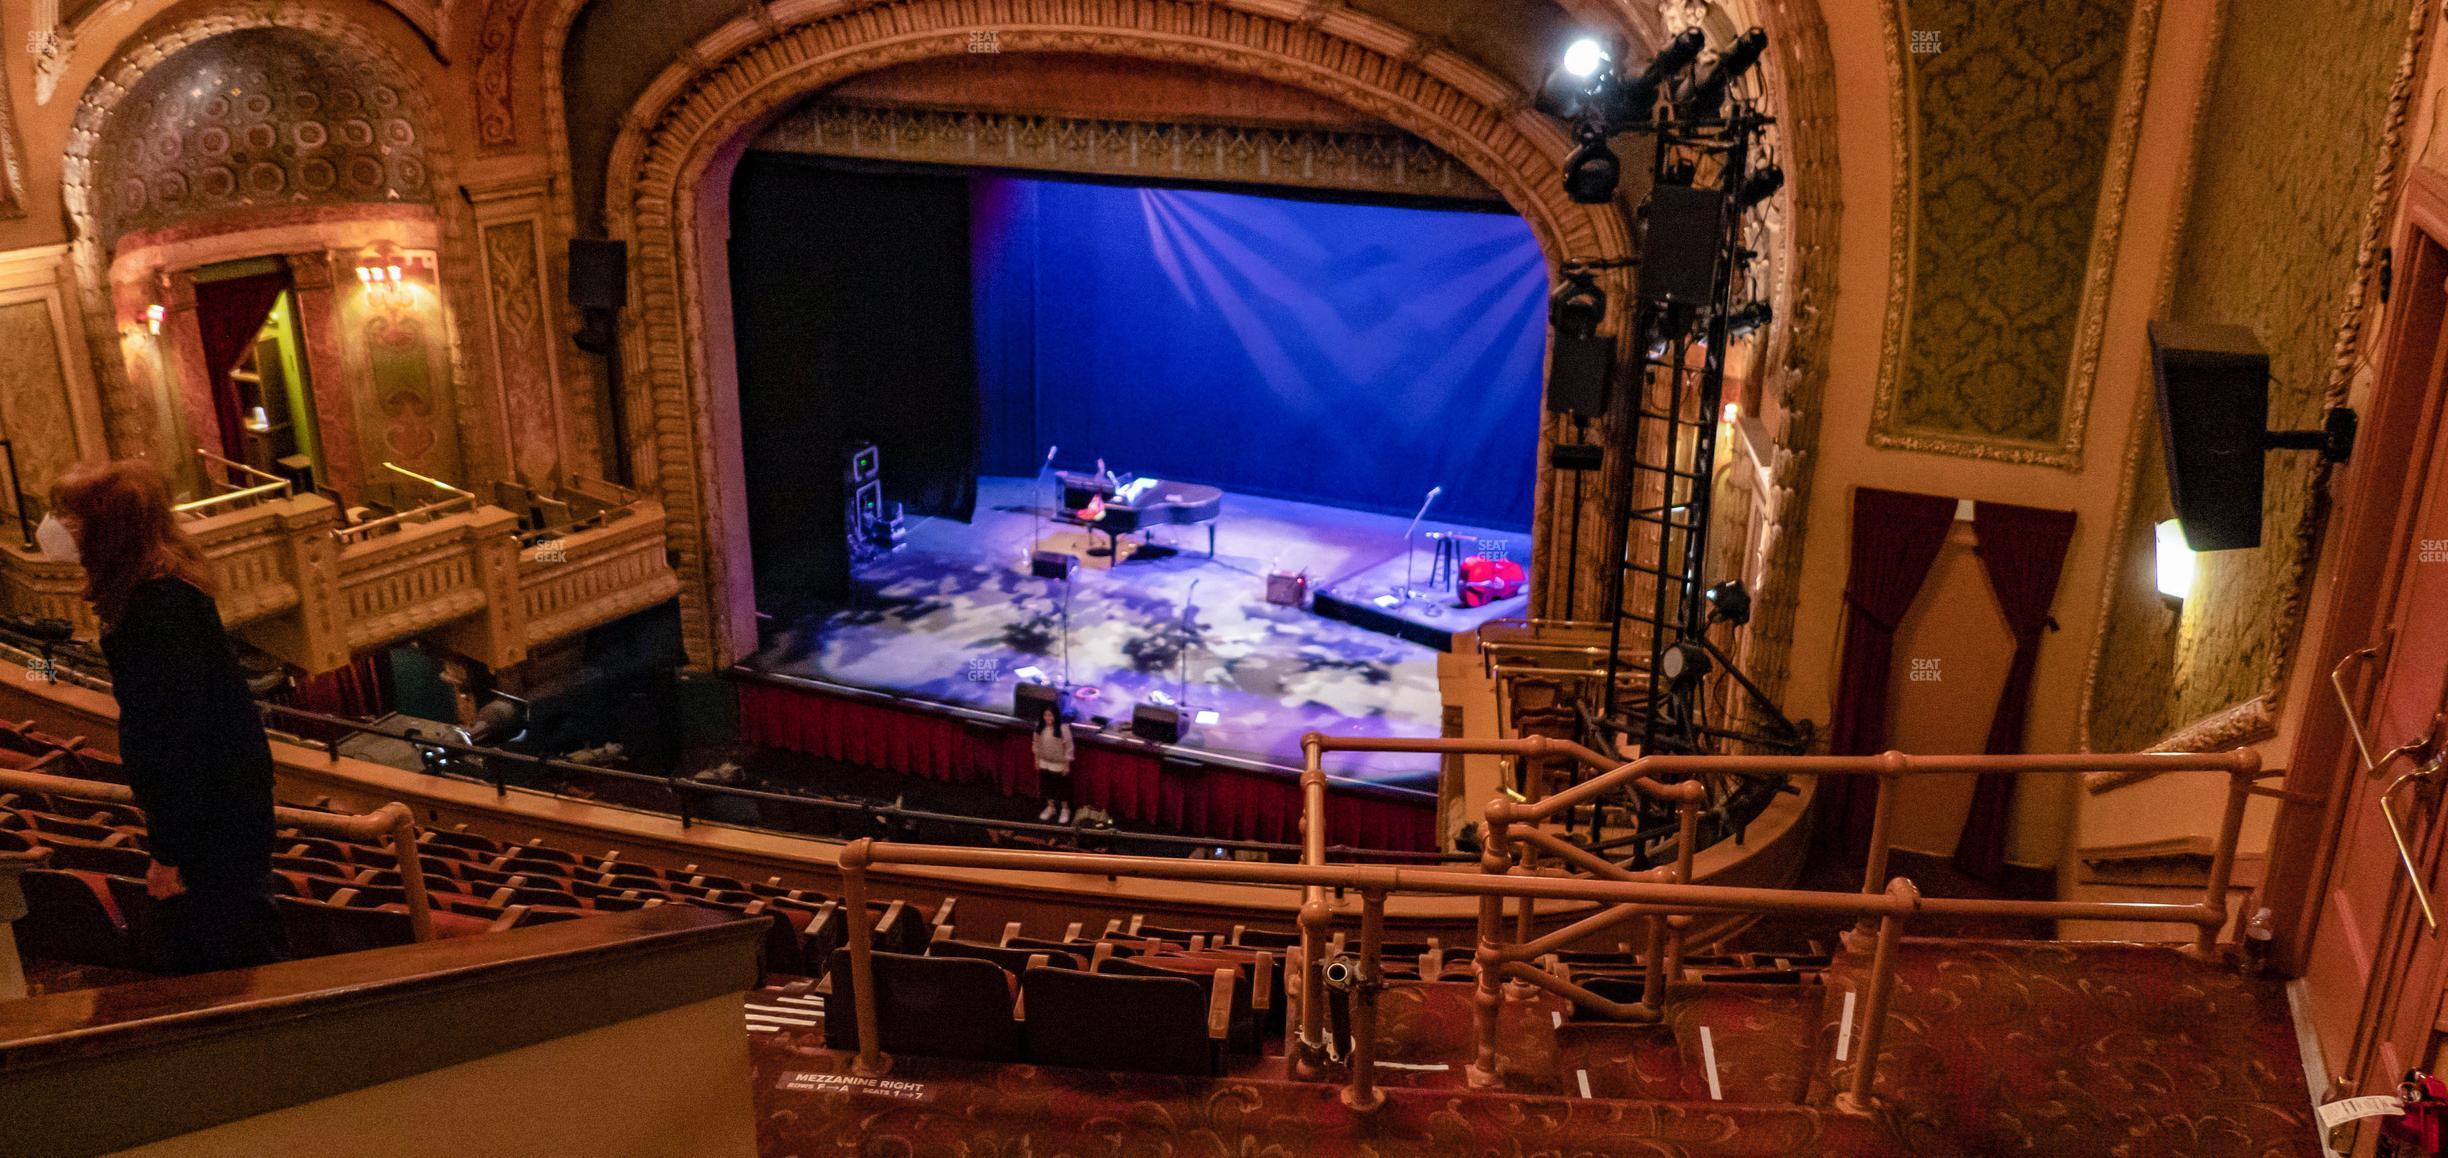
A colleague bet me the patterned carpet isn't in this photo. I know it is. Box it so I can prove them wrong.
[749,938,2322,1156]
[1820,939,2320,1156]
[744,477,1528,788]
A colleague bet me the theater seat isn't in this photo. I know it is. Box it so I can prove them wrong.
[1102,954,1263,1054]
[929,935,1079,973]
[38,839,151,878]
[18,868,138,970]
[823,949,1022,1062]
[1020,966,1232,1075]
[276,894,416,957]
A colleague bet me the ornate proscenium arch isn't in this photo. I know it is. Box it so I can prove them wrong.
[597,0,1643,669]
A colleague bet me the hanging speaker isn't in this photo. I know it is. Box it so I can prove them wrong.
[1547,333,1612,416]
[567,239,629,310]
[2148,320,2269,551]
[1638,185,1724,305]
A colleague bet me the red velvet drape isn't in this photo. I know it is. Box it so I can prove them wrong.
[734,680,1436,852]
[1820,487,1958,863]
[192,271,292,463]
[1952,500,2078,880]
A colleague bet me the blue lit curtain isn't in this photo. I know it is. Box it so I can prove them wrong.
[972,177,1547,529]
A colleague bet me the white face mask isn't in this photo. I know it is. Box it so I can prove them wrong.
[35,512,78,565]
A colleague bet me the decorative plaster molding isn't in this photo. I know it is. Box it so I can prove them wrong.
[755,101,1503,203]
[61,2,505,487]
[2084,696,2274,793]
[1866,0,2160,469]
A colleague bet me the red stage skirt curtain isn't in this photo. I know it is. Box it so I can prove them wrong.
[736,680,1434,852]
[1952,500,2079,881]
[1821,487,1958,865]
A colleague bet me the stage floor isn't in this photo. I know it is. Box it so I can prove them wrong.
[743,476,1531,786]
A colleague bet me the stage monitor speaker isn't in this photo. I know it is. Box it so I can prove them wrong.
[1015,680,1065,721]
[2149,319,2269,551]
[1638,185,1724,305]
[1030,550,1074,580]
[567,239,628,310]
[1131,703,1182,744]
[1547,332,1612,415]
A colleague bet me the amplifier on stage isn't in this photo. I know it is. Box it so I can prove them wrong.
[1266,570,1308,606]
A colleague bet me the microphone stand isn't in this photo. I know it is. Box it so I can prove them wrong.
[1029,444,1058,564]
[1399,485,1443,603]
[1177,579,1200,716]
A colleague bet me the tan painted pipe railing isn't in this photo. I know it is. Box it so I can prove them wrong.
[836,837,1924,1110]
[0,765,435,942]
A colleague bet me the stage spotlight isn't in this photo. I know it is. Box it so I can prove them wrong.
[1549,272,1608,338]
[1659,638,1713,687]
[1736,166,1785,211]
[1564,128,1622,204]
[1680,27,1768,116]
[1643,29,1708,87]
[1703,579,1752,626]
[1724,300,1774,339]
[1563,37,1608,78]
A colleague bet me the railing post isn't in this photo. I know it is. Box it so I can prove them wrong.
[840,839,887,1076]
[1838,877,1918,1115]
[1852,754,1903,943]
[383,804,435,943]
[1469,794,1513,1088]
[1641,911,1668,1016]
[1668,801,1697,982]
[1343,889,1387,1111]
[1506,843,1538,999]
[2196,755,2260,958]
[1295,734,1332,1079]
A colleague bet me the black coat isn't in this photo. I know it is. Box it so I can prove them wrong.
[102,576,276,891]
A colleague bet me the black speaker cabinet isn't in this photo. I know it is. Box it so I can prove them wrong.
[567,238,629,310]
[1638,185,1724,305]
[1131,703,1182,744]
[1030,550,1074,580]
[1014,680,1065,722]
[2149,320,2269,551]
[1547,332,1612,415]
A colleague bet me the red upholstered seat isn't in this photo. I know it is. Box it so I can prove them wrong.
[18,868,138,970]
[823,949,1024,1062]
[1021,966,1229,1076]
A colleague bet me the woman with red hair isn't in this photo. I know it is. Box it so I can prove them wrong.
[44,459,284,973]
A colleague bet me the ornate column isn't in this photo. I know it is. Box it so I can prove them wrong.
[463,173,586,487]
[285,251,367,503]
[156,270,224,467]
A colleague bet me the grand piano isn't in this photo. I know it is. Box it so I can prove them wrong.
[1056,471,1222,559]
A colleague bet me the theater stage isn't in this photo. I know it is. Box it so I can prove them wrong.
[742,476,1528,788]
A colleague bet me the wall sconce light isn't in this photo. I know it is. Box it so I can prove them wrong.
[144,303,163,335]
[355,254,432,310]
[2154,518,2196,603]
[1721,401,1740,424]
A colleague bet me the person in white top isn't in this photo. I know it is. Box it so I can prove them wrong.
[1032,705,1076,823]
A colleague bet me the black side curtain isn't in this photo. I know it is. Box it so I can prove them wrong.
[727,153,979,612]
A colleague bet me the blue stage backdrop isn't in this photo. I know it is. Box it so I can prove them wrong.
[972,177,1548,530]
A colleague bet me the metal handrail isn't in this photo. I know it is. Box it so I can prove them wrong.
[837,837,1924,1113]
[253,702,1470,863]
[0,764,434,941]
[176,448,292,518]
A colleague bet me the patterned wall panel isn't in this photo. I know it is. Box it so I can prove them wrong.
[0,300,81,498]
[2085,0,2419,752]
[1871,0,2141,460]
[480,218,563,483]
[91,28,432,246]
